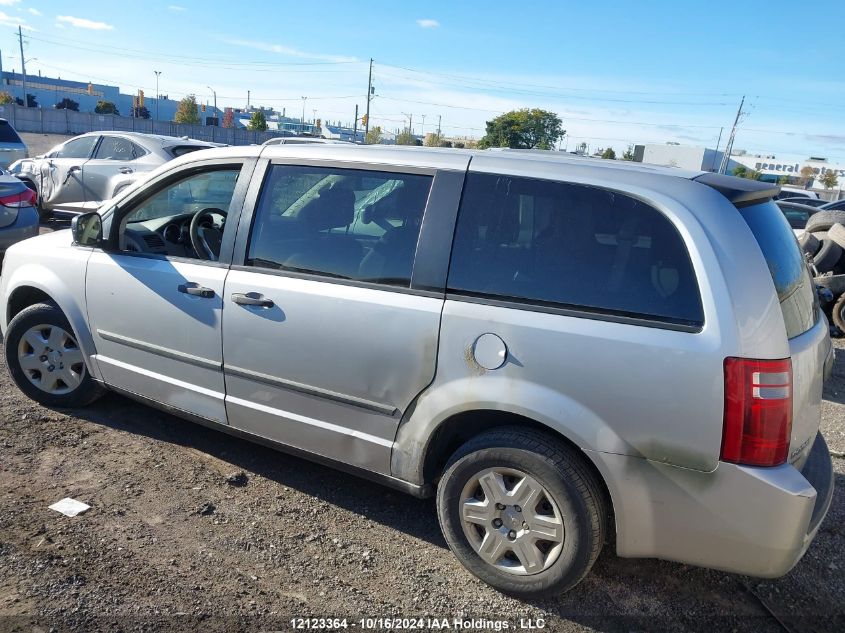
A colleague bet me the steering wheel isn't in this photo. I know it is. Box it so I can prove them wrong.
[190,207,227,261]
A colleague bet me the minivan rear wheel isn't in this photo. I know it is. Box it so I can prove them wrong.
[436,427,606,598]
[4,303,103,407]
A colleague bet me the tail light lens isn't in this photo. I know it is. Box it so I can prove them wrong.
[0,188,36,208]
[722,358,792,467]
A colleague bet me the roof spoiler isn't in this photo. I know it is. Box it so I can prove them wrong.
[693,172,780,206]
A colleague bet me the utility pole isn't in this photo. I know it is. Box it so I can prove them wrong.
[421,114,426,139]
[710,126,723,172]
[18,26,27,107]
[154,70,161,121]
[247,90,250,110]
[207,85,217,124]
[719,96,745,175]
[364,58,373,142]
[437,115,441,135]
[353,104,358,144]
[301,96,307,133]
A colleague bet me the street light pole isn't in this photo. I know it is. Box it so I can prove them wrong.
[154,71,161,121]
[206,85,217,123]
[301,96,307,134]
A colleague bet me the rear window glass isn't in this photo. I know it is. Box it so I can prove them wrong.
[0,121,22,143]
[447,173,704,328]
[738,200,817,338]
[167,145,210,158]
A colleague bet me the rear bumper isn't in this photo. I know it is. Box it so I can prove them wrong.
[591,431,834,577]
[0,207,38,253]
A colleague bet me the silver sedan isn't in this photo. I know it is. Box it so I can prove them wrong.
[8,132,219,219]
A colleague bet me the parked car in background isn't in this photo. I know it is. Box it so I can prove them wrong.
[820,199,845,212]
[780,197,828,208]
[0,119,28,170]
[0,174,38,255]
[776,186,819,200]
[0,146,834,598]
[262,136,351,146]
[776,200,820,230]
[8,132,219,220]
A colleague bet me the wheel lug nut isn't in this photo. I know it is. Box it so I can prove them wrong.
[514,505,522,512]
[507,530,516,540]
[495,503,506,510]
[47,365,55,372]
[492,518,503,528]
[39,355,47,362]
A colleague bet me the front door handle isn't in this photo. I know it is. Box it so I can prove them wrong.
[231,292,274,308]
[119,167,133,174]
[178,283,215,298]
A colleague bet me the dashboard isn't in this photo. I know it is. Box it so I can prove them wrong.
[122,211,225,257]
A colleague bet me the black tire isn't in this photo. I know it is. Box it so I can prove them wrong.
[828,223,845,250]
[833,294,845,333]
[799,232,821,257]
[4,302,104,408]
[436,427,606,598]
[813,239,842,273]
[815,274,845,296]
[806,210,845,233]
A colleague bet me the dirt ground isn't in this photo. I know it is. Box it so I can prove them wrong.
[0,331,843,632]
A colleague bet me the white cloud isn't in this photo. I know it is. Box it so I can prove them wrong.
[27,7,41,16]
[0,0,21,6]
[0,9,32,29]
[223,38,357,63]
[416,19,439,28]
[167,5,186,11]
[56,15,114,30]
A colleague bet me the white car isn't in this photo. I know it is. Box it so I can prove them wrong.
[8,132,219,219]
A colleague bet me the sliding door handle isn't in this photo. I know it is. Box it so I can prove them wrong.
[231,292,274,308]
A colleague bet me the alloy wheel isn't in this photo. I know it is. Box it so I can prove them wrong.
[17,324,85,395]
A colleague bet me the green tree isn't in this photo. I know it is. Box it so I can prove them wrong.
[15,94,38,108]
[622,144,635,161]
[365,125,382,145]
[396,130,420,146]
[601,147,616,160]
[247,110,268,131]
[732,165,748,178]
[424,132,446,147]
[821,170,839,190]
[777,175,790,184]
[55,97,80,111]
[173,95,201,124]
[0,91,15,105]
[94,100,119,115]
[478,108,564,150]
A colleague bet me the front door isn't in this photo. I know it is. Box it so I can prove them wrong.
[82,135,139,204]
[86,162,248,423]
[222,162,443,473]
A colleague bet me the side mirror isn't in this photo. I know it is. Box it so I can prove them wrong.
[71,212,103,247]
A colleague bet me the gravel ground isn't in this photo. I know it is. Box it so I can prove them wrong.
[0,333,843,633]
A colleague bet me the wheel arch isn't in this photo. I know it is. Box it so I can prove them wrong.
[3,277,100,380]
[420,409,613,509]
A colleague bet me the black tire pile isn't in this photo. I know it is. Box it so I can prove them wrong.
[799,209,845,332]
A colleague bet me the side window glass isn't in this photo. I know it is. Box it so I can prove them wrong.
[55,136,98,159]
[246,165,432,287]
[94,136,136,161]
[447,173,704,326]
[118,168,241,259]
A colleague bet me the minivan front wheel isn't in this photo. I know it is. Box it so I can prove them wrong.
[4,303,103,407]
[437,428,606,598]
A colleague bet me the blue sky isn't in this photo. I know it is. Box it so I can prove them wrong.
[1,0,843,160]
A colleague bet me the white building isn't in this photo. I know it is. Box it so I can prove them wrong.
[633,143,844,198]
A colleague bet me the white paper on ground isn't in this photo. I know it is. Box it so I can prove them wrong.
[48,498,91,517]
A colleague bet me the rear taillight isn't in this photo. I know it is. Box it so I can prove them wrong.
[0,188,36,208]
[722,358,792,467]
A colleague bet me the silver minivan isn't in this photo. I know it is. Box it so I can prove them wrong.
[0,145,834,598]
[0,118,28,169]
